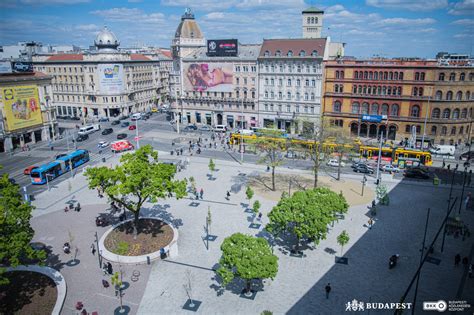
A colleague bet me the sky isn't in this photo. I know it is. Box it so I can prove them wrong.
[0,0,473,58]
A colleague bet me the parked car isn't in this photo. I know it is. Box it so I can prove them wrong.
[111,120,120,126]
[351,161,370,169]
[151,108,158,113]
[404,168,430,179]
[199,125,212,132]
[101,128,113,135]
[24,165,38,175]
[71,116,81,121]
[382,164,400,173]
[98,117,109,122]
[353,164,374,174]
[213,125,227,132]
[121,122,130,127]
[97,141,110,148]
[76,134,89,142]
[117,133,127,140]
[183,124,197,132]
[327,159,345,167]
[129,125,136,130]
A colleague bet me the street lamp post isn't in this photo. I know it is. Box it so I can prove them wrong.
[420,88,432,151]
[375,131,384,185]
[240,89,247,163]
[174,87,180,134]
[135,117,140,149]
[458,166,468,214]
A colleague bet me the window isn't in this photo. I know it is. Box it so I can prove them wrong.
[413,87,418,96]
[460,73,465,81]
[364,71,368,79]
[390,104,399,116]
[270,104,274,111]
[438,73,445,81]
[446,91,453,100]
[304,93,309,100]
[451,127,456,135]
[383,72,388,80]
[419,87,423,96]
[370,103,379,115]
[279,79,283,86]
[264,91,268,98]
[435,90,442,100]
[296,92,300,100]
[470,73,474,81]
[354,71,359,79]
[265,78,269,85]
[467,91,471,100]
[442,108,451,118]
[311,50,318,57]
[287,92,291,100]
[305,79,309,86]
[381,104,389,115]
[449,72,456,81]
[361,102,369,114]
[456,91,462,101]
[389,72,393,80]
[341,71,344,78]
[420,73,425,80]
[335,71,340,79]
[374,72,378,80]
[299,50,306,57]
[411,105,420,117]
[287,50,293,57]
[297,65,301,73]
[432,108,440,118]
[369,72,373,80]
[334,101,342,112]
[271,78,274,85]
[352,102,360,113]
[311,93,315,100]
[275,50,281,57]
[287,79,292,86]
[405,125,411,133]
[304,106,308,113]
[311,80,316,86]
[453,109,460,119]
[415,72,420,81]
[287,105,291,112]
[296,105,300,112]
[441,126,447,135]
[278,92,282,99]
[431,126,437,135]
[296,79,300,86]
[264,104,268,111]
[461,108,467,118]
[353,85,357,93]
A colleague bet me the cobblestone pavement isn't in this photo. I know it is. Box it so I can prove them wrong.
[29,150,474,315]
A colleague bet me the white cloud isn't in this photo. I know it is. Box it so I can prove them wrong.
[454,33,474,38]
[366,0,447,11]
[160,0,304,11]
[374,17,436,26]
[90,8,165,23]
[128,0,142,2]
[74,24,99,31]
[448,0,474,15]
[20,0,90,4]
[451,18,474,25]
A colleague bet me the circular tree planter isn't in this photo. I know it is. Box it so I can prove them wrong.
[99,217,179,264]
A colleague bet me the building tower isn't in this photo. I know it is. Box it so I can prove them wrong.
[94,26,120,52]
[302,6,324,38]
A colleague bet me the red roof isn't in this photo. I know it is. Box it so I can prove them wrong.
[160,49,172,58]
[46,54,84,61]
[259,38,327,57]
[130,54,151,61]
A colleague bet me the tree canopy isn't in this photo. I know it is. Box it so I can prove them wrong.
[0,172,45,284]
[85,145,187,231]
[217,233,278,293]
[266,187,349,251]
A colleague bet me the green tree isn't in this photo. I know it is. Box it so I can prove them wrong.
[337,230,350,256]
[0,171,45,284]
[266,188,348,253]
[249,129,285,191]
[85,145,187,234]
[217,233,278,294]
[208,159,216,177]
[253,200,261,214]
[245,186,254,202]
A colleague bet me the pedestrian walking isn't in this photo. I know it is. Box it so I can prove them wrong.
[226,191,231,200]
[368,218,374,229]
[180,148,183,155]
[107,262,113,274]
[465,193,471,211]
[462,256,469,267]
[103,263,108,275]
[442,160,446,169]
[200,188,204,199]
[258,212,263,221]
[91,243,96,256]
[325,283,331,299]
[455,254,461,266]
[447,164,451,171]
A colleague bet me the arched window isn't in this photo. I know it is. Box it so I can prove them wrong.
[415,72,420,80]
[389,72,393,80]
[287,79,291,86]
[411,105,420,117]
[435,90,442,100]
[453,108,460,119]
[470,73,474,81]
[451,127,456,135]
[394,72,399,80]
[358,86,362,94]
[441,126,447,135]
[363,86,367,94]
[413,87,418,96]
[461,108,467,118]
[311,93,315,100]
[307,17,311,23]
[304,93,308,100]
[388,87,392,95]
[369,71,373,80]
[296,79,300,86]
[315,17,318,23]
[335,71,340,79]
[370,103,379,115]
[442,108,451,118]
[449,72,456,81]
[340,71,344,79]
[460,73,465,81]
[354,71,359,79]
[460,126,464,134]
[353,85,357,93]
[431,126,437,135]
[264,91,268,98]
[311,50,318,56]
[446,91,453,100]
[374,72,378,80]
[432,108,440,118]
[399,72,404,80]
[368,86,372,94]
[456,91,462,101]
[275,50,281,57]
[390,104,400,116]
[397,87,402,95]
[333,101,342,112]
[311,17,315,23]
[439,73,445,81]
[299,50,306,57]
[467,91,471,100]
[382,86,387,95]
[305,79,309,86]
[264,50,270,57]
[377,86,382,95]
[352,102,360,114]
[381,103,389,115]
[287,92,291,99]
[470,108,473,117]
[287,50,293,57]
[361,102,369,114]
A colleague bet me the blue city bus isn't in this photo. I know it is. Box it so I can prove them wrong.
[30,149,90,185]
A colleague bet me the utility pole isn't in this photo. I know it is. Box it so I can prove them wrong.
[135,117,140,149]
[240,89,246,163]
[361,175,367,196]
[375,131,383,185]
[174,87,180,134]
[420,87,432,151]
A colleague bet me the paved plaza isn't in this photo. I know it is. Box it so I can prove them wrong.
[26,147,474,314]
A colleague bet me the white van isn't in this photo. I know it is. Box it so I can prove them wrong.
[78,124,100,135]
[237,129,254,135]
[213,125,227,132]
[131,113,142,121]
[430,145,455,156]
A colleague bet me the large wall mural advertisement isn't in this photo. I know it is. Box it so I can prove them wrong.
[183,63,233,92]
[97,64,124,95]
[1,85,43,131]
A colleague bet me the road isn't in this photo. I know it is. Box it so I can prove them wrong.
[1,112,468,198]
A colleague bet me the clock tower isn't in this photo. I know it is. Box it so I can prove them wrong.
[302,6,324,38]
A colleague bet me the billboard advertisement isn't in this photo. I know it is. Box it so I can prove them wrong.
[183,63,234,92]
[12,62,33,73]
[97,64,124,95]
[207,39,238,57]
[1,85,43,131]
[0,61,12,74]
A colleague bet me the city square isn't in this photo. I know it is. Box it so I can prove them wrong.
[0,1,473,314]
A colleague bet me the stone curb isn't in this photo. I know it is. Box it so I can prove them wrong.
[6,265,67,315]
[98,217,179,265]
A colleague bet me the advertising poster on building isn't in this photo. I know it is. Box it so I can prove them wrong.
[0,61,12,74]
[183,63,234,92]
[97,64,124,95]
[207,39,238,57]
[1,85,43,131]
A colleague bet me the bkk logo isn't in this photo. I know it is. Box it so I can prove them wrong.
[345,300,412,311]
